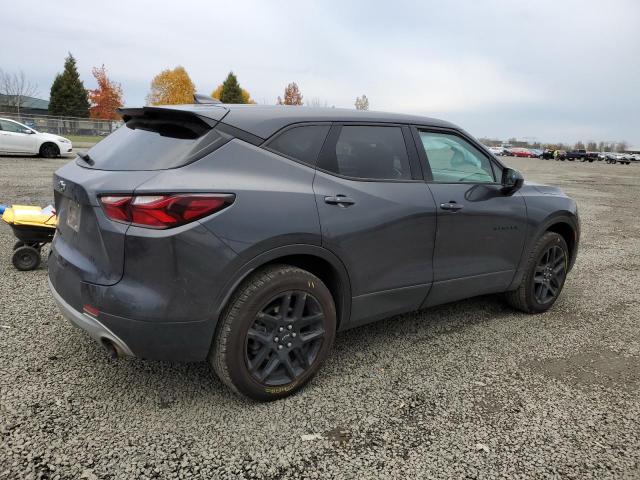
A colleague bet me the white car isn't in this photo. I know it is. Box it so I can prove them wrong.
[487,146,506,156]
[0,118,73,157]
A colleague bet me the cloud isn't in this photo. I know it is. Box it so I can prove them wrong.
[0,0,638,143]
[373,57,545,112]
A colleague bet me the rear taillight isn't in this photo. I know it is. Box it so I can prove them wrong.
[99,194,234,229]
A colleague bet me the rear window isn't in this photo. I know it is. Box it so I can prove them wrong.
[82,114,226,171]
[318,125,412,180]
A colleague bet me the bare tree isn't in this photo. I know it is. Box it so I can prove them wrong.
[0,69,39,116]
[354,94,369,111]
[306,97,329,108]
[615,141,628,153]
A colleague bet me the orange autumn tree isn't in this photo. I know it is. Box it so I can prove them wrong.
[88,65,123,120]
[277,82,303,105]
[147,66,195,105]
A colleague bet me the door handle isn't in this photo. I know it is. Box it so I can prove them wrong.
[324,195,355,207]
[440,201,463,212]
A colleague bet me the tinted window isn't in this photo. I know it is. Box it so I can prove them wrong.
[0,120,26,133]
[419,131,495,183]
[321,126,411,180]
[267,125,330,165]
[83,116,226,171]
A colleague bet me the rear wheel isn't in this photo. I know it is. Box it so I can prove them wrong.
[210,265,336,401]
[39,143,59,158]
[12,246,41,271]
[505,232,569,313]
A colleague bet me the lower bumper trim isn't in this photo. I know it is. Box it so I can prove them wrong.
[48,277,134,357]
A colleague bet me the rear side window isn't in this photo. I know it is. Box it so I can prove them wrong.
[83,114,226,171]
[319,126,411,180]
[266,125,330,165]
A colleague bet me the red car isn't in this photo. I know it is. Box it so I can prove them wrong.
[509,148,535,158]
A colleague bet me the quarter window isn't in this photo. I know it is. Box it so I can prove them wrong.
[321,126,411,180]
[418,131,495,183]
[267,125,330,166]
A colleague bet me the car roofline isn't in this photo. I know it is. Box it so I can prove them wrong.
[117,104,459,140]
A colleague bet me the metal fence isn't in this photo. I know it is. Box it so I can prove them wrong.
[0,111,121,137]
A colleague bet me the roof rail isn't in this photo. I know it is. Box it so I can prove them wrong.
[193,93,222,105]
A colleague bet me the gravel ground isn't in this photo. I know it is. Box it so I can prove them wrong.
[1,155,639,479]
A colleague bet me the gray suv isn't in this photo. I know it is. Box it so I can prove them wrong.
[48,104,579,400]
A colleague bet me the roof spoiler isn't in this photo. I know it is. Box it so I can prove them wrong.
[193,93,222,105]
[117,106,222,127]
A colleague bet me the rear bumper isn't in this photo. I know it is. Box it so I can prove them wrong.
[48,276,215,361]
[48,277,134,356]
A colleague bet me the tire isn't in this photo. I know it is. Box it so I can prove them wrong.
[210,264,336,401]
[13,241,41,251]
[505,232,569,314]
[12,246,41,271]
[39,142,59,158]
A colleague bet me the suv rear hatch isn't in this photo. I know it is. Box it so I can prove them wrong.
[50,106,230,294]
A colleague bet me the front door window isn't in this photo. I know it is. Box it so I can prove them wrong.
[418,131,495,183]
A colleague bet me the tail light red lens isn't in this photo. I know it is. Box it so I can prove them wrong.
[100,196,132,222]
[99,194,234,229]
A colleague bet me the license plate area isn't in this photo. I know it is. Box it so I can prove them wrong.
[66,201,81,232]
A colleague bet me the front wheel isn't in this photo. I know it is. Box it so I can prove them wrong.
[505,232,569,313]
[39,143,59,158]
[210,265,336,401]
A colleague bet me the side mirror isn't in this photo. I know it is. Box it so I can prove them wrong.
[501,167,524,194]
[22,129,34,134]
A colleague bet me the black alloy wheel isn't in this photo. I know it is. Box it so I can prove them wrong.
[210,265,336,401]
[246,291,326,386]
[532,245,566,304]
[504,231,569,313]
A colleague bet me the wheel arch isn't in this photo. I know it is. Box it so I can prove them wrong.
[545,220,577,266]
[508,212,579,291]
[214,244,352,331]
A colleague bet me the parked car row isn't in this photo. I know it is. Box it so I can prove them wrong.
[602,152,635,165]
[485,145,637,165]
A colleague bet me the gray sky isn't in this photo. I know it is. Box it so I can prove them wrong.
[2,0,639,144]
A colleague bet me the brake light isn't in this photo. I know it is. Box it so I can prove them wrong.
[99,194,234,228]
[100,196,132,222]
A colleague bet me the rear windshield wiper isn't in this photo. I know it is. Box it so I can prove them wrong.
[77,151,95,166]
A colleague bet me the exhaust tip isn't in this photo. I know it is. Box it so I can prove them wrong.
[101,338,118,359]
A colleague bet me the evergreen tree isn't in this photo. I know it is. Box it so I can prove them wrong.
[48,53,90,117]
[219,72,244,104]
